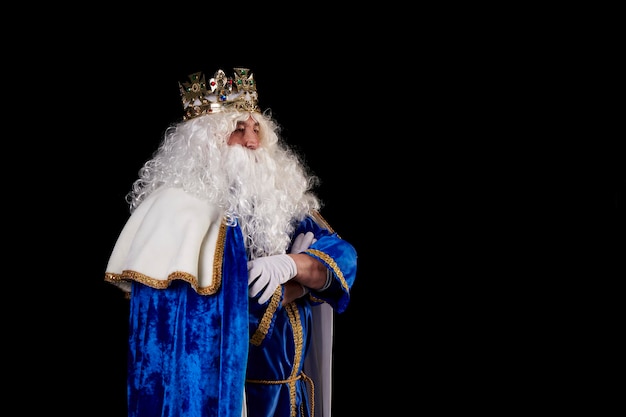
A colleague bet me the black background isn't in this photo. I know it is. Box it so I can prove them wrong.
[21,29,625,414]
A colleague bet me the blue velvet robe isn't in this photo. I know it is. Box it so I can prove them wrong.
[106,187,357,417]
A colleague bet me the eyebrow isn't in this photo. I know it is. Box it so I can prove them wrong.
[236,121,259,127]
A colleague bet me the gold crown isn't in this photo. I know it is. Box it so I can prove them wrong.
[178,68,260,120]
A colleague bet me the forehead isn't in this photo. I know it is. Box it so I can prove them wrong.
[236,116,260,127]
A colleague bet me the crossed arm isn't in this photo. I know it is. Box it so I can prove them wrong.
[282,253,329,304]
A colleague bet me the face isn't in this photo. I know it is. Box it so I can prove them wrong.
[227,115,260,149]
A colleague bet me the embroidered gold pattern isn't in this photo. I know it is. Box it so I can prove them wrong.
[310,210,335,234]
[305,249,349,292]
[250,287,281,346]
[210,220,227,293]
[285,302,303,416]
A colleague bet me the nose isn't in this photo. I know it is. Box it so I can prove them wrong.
[244,130,259,149]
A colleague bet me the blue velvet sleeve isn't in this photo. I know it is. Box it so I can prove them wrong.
[291,212,357,314]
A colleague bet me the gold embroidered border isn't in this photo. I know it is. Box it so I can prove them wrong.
[310,210,334,234]
[250,287,281,346]
[305,249,349,292]
[285,302,303,417]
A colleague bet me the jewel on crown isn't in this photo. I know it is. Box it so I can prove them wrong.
[179,68,260,120]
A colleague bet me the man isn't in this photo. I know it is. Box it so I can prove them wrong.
[105,68,357,417]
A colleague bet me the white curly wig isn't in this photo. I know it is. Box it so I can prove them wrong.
[125,110,321,259]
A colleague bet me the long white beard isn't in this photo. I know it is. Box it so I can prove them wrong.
[221,145,309,259]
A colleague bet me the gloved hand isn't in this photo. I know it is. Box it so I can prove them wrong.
[290,232,317,254]
[248,254,297,304]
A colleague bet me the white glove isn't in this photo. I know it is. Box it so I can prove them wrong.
[248,254,297,304]
[290,232,317,254]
